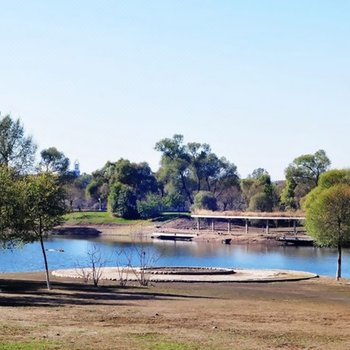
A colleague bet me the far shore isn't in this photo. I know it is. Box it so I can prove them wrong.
[53,218,310,246]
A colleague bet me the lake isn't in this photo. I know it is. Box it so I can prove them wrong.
[1,236,349,278]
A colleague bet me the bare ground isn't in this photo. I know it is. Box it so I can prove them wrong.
[155,217,310,245]
[0,272,350,350]
[56,217,310,246]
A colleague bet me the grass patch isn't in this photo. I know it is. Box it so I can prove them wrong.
[132,333,212,350]
[0,340,61,350]
[64,211,189,225]
[64,211,145,225]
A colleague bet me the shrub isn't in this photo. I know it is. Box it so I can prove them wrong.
[108,182,138,219]
[137,193,163,219]
[192,191,217,211]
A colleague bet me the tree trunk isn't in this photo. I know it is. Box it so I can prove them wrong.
[336,244,342,280]
[40,234,51,290]
[179,172,193,204]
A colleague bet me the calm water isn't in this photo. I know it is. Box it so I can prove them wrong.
[1,236,349,278]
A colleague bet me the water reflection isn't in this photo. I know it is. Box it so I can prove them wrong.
[0,236,349,278]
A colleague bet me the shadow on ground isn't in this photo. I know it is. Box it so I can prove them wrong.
[0,278,213,307]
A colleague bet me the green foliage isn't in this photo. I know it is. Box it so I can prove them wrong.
[137,193,163,219]
[64,211,142,224]
[155,134,240,209]
[305,184,350,247]
[86,159,158,211]
[0,170,67,289]
[0,114,37,172]
[282,150,331,209]
[242,170,277,212]
[248,192,273,212]
[108,182,138,219]
[162,191,186,211]
[39,146,70,174]
[304,172,350,279]
[21,173,67,241]
[317,169,350,189]
[192,191,218,211]
[0,166,23,245]
[19,173,67,289]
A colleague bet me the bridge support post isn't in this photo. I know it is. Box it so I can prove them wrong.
[265,220,269,234]
[212,219,215,232]
[245,219,249,234]
[228,220,231,233]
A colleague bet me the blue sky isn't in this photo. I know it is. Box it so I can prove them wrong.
[1,1,349,180]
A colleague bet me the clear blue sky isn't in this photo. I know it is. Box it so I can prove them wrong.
[1,1,349,180]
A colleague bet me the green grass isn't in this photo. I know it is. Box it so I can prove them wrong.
[64,211,190,225]
[0,341,61,350]
[132,333,212,350]
[63,211,145,225]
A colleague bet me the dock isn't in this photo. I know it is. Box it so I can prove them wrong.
[151,232,197,242]
[277,237,314,246]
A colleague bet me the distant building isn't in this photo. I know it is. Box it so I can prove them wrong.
[74,160,80,177]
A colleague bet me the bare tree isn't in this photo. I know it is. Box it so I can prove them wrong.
[131,242,161,286]
[75,244,106,287]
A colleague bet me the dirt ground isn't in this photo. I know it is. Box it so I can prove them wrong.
[0,272,350,350]
[57,217,309,245]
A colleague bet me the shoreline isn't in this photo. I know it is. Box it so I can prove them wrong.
[54,220,311,246]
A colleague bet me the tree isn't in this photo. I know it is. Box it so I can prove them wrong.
[108,183,138,219]
[64,173,92,211]
[192,191,218,211]
[155,135,240,209]
[304,184,350,280]
[155,135,193,205]
[282,150,331,209]
[0,114,37,172]
[0,166,24,246]
[39,147,70,175]
[88,159,159,211]
[137,193,163,219]
[241,169,277,212]
[20,173,67,290]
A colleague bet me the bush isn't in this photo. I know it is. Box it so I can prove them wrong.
[192,191,217,211]
[108,182,138,219]
[137,193,163,219]
[248,192,273,212]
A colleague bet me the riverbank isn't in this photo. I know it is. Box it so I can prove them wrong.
[54,216,311,246]
[0,272,349,349]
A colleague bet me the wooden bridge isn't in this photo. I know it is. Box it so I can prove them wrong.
[191,213,305,235]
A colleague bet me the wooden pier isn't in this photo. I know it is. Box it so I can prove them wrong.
[191,213,305,235]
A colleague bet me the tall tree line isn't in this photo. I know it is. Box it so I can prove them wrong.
[85,133,332,219]
[0,113,333,223]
